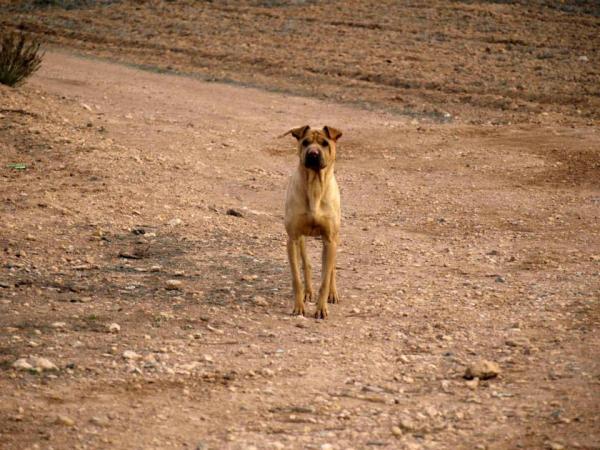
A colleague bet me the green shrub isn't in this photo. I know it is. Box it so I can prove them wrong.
[0,32,44,87]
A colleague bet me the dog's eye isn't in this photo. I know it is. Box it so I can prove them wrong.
[321,140,329,148]
[301,139,310,147]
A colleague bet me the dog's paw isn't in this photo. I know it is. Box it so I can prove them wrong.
[292,302,305,316]
[327,290,339,304]
[304,291,313,304]
[314,305,329,320]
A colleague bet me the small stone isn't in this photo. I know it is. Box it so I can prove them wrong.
[465,378,479,390]
[51,322,67,329]
[107,323,121,333]
[252,296,268,307]
[226,208,243,217]
[203,354,213,363]
[167,218,183,226]
[398,416,417,431]
[165,279,182,290]
[56,415,75,426]
[391,426,403,436]
[90,416,108,427]
[547,442,565,450]
[12,358,33,371]
[321,444,333,450]
[464,360,500,380]
[261,368,275,377]
[578,55,589,62]
[30,357,58,371]
[123,350,141,360]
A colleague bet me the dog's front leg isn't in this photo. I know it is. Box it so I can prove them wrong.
[315,238,336,319]
[287,238,305,316]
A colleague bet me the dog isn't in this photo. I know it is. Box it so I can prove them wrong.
[282,125,342,319]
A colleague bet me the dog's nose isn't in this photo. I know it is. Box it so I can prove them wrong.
[307,148,320,156]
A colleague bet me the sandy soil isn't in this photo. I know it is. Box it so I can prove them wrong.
[1,0,599,125]
[1,2,600,450]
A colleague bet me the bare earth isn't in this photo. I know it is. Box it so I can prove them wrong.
[1,4,600,450]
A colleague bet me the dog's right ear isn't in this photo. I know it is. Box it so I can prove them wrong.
[279,125,310,140]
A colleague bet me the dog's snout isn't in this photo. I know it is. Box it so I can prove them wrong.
[307,147,320,156]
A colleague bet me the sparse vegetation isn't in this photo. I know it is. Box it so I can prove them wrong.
[0,32,43,87]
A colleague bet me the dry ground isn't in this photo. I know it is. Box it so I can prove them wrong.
[1,1,600,450]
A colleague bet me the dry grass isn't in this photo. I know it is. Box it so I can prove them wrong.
[0,32,43,87]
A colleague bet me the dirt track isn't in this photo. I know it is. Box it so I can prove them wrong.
[2,0,600,125]
[1,45,599,450]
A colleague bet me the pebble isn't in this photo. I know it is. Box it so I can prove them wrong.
[464,360,500,380]
[90,416,108,427]
[167,218,183,226]
[107,323,121,333]
[252,295,268,307]
[123,350,141,360]
[12,358,33,371]
[391,426,403,436]
[56,415,75,426]
[261,368,275,377]
[165,279,182,290]
[465,378,479,390]
[51,322,67,329]
[30,357,59,371]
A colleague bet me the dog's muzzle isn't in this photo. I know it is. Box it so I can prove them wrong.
[304,148,325,171]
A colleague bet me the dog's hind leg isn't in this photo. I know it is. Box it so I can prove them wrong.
[287,238,305,316]
[299,236,313,303]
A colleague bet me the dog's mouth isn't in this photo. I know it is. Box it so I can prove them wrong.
[304,152,325,171]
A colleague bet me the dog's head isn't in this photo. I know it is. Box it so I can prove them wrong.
[282,125,342,172]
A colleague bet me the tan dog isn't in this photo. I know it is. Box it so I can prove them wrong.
[283,125,342,319]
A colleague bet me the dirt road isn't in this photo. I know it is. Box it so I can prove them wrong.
[1,51,599,449]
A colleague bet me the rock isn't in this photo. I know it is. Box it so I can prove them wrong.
[252,296,268,307]
[81,103,93,111]
[167,218,183,226]
[51,322,67,329]
[30,357,58,371]
[90,416,108,427]
[398,416,417,431]
[56,415,75,426]
[107,323,121,333]
[261,368,275,377]
[465,378,479,390]
[578,55,589,62]
[165,279,182,290]
[226,208,243,217]
[464,360,500,380]
[203,354,213,363]
[123,350,141,360]
[12,358,33,371]
[391,425,403,436]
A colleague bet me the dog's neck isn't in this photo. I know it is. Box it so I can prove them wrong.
[301,164,334,215]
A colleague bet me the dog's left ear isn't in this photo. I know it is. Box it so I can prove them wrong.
[323,126,342,142]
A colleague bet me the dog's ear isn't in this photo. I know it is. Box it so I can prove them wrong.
[323,126,342,142]
[280,125,310,140]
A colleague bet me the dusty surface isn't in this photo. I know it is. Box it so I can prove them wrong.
[1,2,600,448]
[1,0,600,125]
[1,49,599,450]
